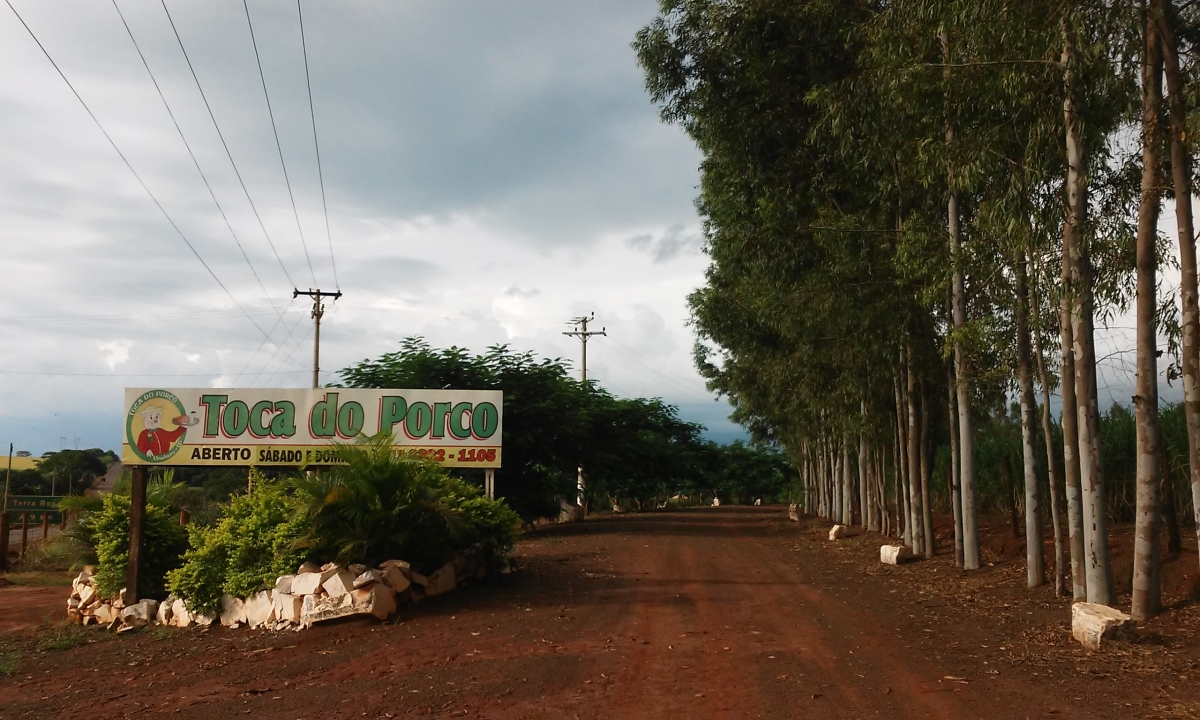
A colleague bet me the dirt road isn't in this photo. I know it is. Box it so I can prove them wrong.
[1,506,1193,718]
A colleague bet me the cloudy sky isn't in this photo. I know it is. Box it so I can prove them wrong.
[0,0,744,455]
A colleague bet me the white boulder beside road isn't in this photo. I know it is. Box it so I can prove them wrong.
[1072,602,1135,650]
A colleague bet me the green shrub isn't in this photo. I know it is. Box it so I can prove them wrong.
[443,479,519,569]
[290,436,520,573]
[166,478,307,615]
[90,494,187,600]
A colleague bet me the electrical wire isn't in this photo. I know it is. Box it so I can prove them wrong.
[3,0,271,341]
[243,0,318,287]
[158,0,297,290]
[297,0,338,290]
[0,369,309,377]
[113,0,281,316]
[234,302,306,383]
[253,321,313,386]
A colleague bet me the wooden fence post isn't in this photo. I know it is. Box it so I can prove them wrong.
[19,513,28,557]
[40,513,49,546]
[124,466,148,605]
[0,513,9,571]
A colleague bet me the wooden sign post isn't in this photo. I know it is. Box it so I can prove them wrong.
[123,465,147,605]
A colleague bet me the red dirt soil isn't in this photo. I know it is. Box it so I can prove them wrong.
[1,506,1198,719]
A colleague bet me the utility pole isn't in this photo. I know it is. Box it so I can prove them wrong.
[294,288,342,389]
[563,313,606,509]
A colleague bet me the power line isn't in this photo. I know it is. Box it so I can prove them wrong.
[297,0,338,290]
[243,0,318,287]
[0,369,310,378]
[0,307,280,325]
[234,301,305,383]
[113,0,281,316]
[158,0,297,290]
[254,321,313,387]
[3,0,271,341]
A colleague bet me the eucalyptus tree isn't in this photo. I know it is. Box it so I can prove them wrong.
[1156,0,1200,581]
[1131,0,1165,621]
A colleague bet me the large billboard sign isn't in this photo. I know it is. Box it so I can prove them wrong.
[121,388,502,468]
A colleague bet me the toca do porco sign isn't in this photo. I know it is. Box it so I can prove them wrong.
[121,388,502,468]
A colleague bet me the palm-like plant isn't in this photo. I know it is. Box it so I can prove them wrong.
[289,434,471,571]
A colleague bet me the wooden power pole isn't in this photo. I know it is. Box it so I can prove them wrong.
[294,288,342,389]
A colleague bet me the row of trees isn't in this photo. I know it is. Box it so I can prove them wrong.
[337,337,791,518]
[4,449,113,496]
[636,0,1200,618]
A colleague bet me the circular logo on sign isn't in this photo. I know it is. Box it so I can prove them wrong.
[126,390,190,463]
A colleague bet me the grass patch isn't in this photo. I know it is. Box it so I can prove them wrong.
[0,571,73,587]
[34,622,88,652]
[0,649,19,676]
[13,535,93,574]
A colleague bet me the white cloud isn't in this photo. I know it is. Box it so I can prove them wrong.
[98,340,131,369]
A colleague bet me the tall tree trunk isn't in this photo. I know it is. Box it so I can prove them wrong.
[906,345,925,555]
[1016,251,1046,587]
[1157,0,1200,580]
[842,438,854,526]
[1132,5,1163,621]
[836,439,845,524]
[1064,16,1115,605]
[947,363,964,567]
[943,30,981,571]
[860,402,869,528]
[896,378,912,546]
[920,377,934,559]
[893,416,903,539]
[1060,199,1087,599]
[877,443,886,534]
[1031,254,1068,595]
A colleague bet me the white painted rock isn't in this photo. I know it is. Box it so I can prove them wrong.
[193,610,216,627]
[275,575,294,596]
[348,564,367,577]
[380,565,411,594]
[351,583,397,620]
[353,569,382,589]
[297,561,320,574]
[274,592,303,624]
[828,524,848,540]
[220,594,247,627]
[121,599,157,629]
[291,569,336,596]
[169,597,192,627]
[156,596,175,625]
[77,584,97,608]
[244,590,276,628]
[712,497,721,507]
[93,604,116,625]
[787,504,800,522]
[1072,602,1135,650]
[425,564,456,597]
[322,570,356,598]
[301,582,397,626]
[880,545,912,565]
[380,559,411,570]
